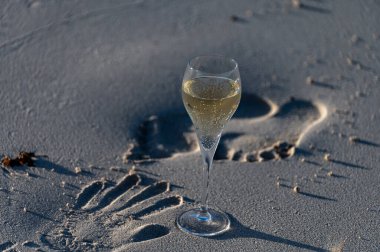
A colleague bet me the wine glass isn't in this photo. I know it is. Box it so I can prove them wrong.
[177,55,241,236]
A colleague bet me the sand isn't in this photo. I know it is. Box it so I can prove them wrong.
[0,0,379,251]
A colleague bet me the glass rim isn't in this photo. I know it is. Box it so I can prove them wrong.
[187,55,238,75]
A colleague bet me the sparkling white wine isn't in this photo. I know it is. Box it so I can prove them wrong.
[182,76,241,149]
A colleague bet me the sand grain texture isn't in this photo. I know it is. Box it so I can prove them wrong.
[1,0,380,251]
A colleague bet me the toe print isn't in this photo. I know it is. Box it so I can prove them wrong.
[40,172,184,251]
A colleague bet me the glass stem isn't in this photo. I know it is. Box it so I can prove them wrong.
[201,150,213,211]
[199,136,220,212]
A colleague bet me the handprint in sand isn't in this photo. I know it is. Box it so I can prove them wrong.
[40,172,183,251]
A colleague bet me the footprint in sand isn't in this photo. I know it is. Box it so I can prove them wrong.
[124,94,327,162]
[40,172,183,250]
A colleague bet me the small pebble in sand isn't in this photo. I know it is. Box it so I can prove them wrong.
[355,91,364,97]
[349,136,359,143]
[327,171,334,177]
[88,164,97,169]
[324,154,331,162]
[292,0,301,8]
[350,34,359,44]
[346,57,353,65]
[245,9,253,17]
[305,76,314,85]
[74,166,82,174]
[293,186,300,193]
[60,181,66,188]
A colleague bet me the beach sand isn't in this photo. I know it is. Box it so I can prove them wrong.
[0,0,379,251]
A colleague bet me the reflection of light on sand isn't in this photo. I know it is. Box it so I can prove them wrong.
[295,101,328,146]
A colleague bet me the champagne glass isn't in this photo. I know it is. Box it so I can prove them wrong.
[177,55,241,236]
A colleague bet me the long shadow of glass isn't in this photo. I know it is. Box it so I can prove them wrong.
[212,214,328,252]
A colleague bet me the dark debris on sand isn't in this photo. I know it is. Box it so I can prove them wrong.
[1,151,36,168]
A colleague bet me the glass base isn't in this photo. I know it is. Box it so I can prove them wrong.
[176,207,230,237]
